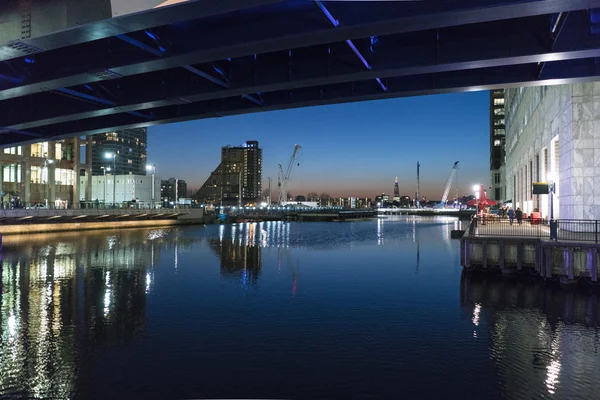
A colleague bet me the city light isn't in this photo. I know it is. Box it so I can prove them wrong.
[104,152,114,159]
[106,167,111,172]
[48,160,54,164]
[472,184,480,192]
[146,165,153,171]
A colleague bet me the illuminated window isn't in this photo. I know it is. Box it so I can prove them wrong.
[493,98,504,106]
[494,140,501,146]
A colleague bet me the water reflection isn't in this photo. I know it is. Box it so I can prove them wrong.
[461,272,600,398]
[0,229,199,399]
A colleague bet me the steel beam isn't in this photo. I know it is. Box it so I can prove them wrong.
[1,0,599,101]
[0,0,284,61]
[314,0,386,92]
[5,58,597,146]
[3,14,599,130]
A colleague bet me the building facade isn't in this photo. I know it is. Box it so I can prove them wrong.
[91,128,148,176]
[504,83,600,220]
[196,141,262,205]
[80,174,160,206]
[160,178,187,204]
[0,138,92,208]
[490,89,506,202]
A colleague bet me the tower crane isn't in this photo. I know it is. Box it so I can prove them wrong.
[278,144,302,205]
[440,161,460,207]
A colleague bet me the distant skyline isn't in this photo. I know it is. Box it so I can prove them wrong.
[148,91,490,200]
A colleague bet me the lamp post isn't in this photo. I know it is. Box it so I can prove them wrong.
[548,172,557,240]
[473,184,480,215]
[146,164,156,208]
[105,152,116,206]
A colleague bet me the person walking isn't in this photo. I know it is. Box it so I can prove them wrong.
[515,207,523,225]
[508,208,515,225]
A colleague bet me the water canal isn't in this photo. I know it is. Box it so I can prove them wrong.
[0,217,598,399]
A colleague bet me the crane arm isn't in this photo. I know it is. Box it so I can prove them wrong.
[440,161,459,206]
[278,145,302,204]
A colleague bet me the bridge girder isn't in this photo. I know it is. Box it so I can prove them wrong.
[1,0,600,145]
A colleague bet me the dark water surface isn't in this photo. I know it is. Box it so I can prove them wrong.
[1,217,599,399]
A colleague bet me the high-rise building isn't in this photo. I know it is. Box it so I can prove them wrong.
[195,141,262,205]
[91,128,148,176]
[490,89,506,202]
[0,138,93,208]
[504,83,599,220]
[161,178,187,204]
[393,177,400,201]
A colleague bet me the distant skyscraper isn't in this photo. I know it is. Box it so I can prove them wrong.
[393,177,400,201]
[195,141,262,204]
[490,89,506,202]
[91,128,148,176]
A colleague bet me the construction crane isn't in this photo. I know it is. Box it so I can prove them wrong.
[440,161,460,207]
[278,144,302,205]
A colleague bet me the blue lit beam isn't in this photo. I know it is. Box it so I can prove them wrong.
[538,12,570,78]
[0,127,42,138]
[55,88,152,120]
[117,34,263,106]
[116,34,163,57]
[314,0,387,92]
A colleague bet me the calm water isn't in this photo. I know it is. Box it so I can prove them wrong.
[0,217,599,399]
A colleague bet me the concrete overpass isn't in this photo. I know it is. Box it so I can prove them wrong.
[1,0,600,145]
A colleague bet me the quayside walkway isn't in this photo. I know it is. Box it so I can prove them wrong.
[0,208,204,234]
[461,217,600,284]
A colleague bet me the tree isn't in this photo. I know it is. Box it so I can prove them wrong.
[320,192,331,206]
[307,192,319,201]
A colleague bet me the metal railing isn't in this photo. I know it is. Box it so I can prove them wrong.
[470,216,548,238]
[555,219,600,243]
[470,217,600,243]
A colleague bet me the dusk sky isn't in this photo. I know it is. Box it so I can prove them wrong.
[148,91,490,200]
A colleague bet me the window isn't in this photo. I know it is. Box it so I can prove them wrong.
[494,129,505,136]
[493,108,505,116]
[128,159,133,164]
[493,119,505,126]
[494,140,501,146]
[493,98,504,106]
[494,173,501,184]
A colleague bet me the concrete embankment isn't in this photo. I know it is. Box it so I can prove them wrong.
[0,209,204,235]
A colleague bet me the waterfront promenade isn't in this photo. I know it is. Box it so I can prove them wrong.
[0,207,203,234]
[461,217,600,283]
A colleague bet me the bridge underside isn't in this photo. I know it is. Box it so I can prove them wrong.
[1,0,600,145]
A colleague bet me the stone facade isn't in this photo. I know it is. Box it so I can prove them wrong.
[505,83,600,220]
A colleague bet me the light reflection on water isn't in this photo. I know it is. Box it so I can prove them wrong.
[0,219,597,399]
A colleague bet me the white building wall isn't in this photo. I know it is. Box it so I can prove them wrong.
[505,82,600,220]
[80,174,160,205]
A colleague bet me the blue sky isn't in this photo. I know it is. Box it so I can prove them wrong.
[148,91,490,199]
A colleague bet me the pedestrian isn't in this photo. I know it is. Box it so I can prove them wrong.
[508,208,515,225]
[515,207,523,225]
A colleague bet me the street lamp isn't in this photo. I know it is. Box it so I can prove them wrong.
[105,152,116,205]
[548,172,557,239]
[473,184,480,215]
[146,164,156,208]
